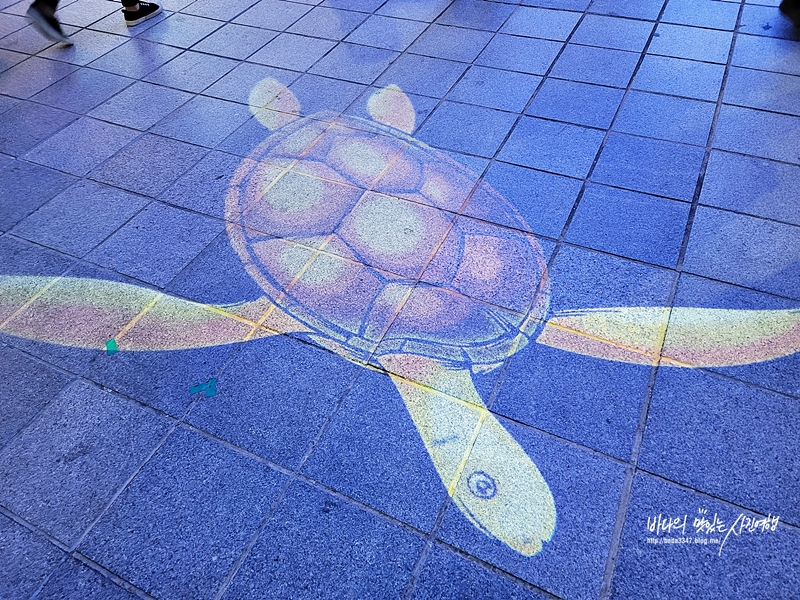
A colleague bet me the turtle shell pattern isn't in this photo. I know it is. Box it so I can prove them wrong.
[226,112,550,370]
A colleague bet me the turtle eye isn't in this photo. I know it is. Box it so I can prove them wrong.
[248,77,300,131]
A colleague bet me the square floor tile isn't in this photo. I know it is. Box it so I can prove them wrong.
[732,33,800,77]
[158,150,243,218]
[739,3,798,41]
[55,0,120,28]
[23,117,139,177]
[592,133,705,201]
[724,67,800,118]
[0,379,169,546]
[448,66,541,113]
[87,81,193,130]
[683,207,800,300]
[149,95,250,147]
[408,23,492,63]
[345,85,438,134]
[375,53,467,98]
[668,273,800,398]
[310,42,398,85]
[480,161,580,238]
[138,13,222,48]
[436,0,515,31]
[39,29,127,66]
[0,160,76,231]
[37,558,139,600]
[0,24,57,56]
[411,544,546,599]
[84,5,167,38]
[163,229,265,305]
[143,50,238,94]
[499,116,605,178]
[190,22,275,60]
[614,90,716,146]
[303,368,450,532]
[0,11,27,37]
[378,0,451,22]
[0,101,78,157]
[527,78,624,129]
[0,234,75,282]
[30,67,132,114]
[181,0,259,21]
[345,14,427,51]
[550,44,640,87]
[0,50,26,76]
[288,73,366,118]
[11,180,149,257]
[80,427,287,600]
[662,0,740,31]
[547,244,675,315]
[204,62,298,106]
[566,184,690,267]
[187,335,360,470]
[632,54,725,102]
[85,201,223,287]
[715,102,800,166]
[0,514,64,599]
[233,0,312,30]
[0,345,72,447]
[611,473,800,600]
[588,0,663,20]
[224,479,423,599]
[87,38,182,79]
[288,6,367,40]
[0,56,77,99]
[437,416,626,600]
[699,150,800,226]
[476,34,562,76]
[323,0,385,11]
[571,14,654,52]
[649,23,734,64]
[640,368,800,523]
[418,102,517,158]
[248,32,336,71]
[89,133,207,197]
[500,6,580,41]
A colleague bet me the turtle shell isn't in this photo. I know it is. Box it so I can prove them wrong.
[226,112,550,370]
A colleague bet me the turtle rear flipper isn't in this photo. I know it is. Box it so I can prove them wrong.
[0,275,308,351]
[538,307,800,367]
[380,354,555,556]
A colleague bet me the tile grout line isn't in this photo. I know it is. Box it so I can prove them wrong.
[597,1,750,597]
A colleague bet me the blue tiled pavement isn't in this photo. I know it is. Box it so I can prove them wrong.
[1,0,799,598]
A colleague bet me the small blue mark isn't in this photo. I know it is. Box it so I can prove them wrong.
[190,378,217,397]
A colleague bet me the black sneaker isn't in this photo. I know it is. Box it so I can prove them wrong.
[123,2,162,27]
[26,5,72,44]
[780,0,800,26]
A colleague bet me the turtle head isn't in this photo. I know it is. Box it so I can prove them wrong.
[248,78,416,134]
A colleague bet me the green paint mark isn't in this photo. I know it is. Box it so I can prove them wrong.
[106,339,118,355]
[190,378,217,397]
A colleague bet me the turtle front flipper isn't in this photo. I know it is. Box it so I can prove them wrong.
[378,354,556,556]
[0,275,310,351]
[538,307,800,367]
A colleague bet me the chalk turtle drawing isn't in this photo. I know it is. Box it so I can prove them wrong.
[2,81,799,557]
